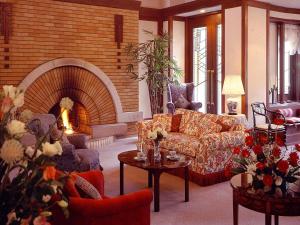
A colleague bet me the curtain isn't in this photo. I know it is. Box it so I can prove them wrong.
[285,24,300,55]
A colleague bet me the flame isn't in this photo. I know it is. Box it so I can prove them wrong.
[61,109,74,134]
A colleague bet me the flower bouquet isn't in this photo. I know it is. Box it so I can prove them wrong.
[230,127,300,196]
[147,127,168,162]
[0,85,73,225]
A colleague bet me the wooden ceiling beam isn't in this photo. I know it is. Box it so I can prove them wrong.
[54,0,141,11]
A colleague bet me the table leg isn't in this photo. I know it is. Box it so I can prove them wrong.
[184,166,189,202]
[148,170,153,188]
[265,214,272,225]
[120,162,124,195]
[233,191,239,225]
[153,171,161,212]
[274,215,279,225]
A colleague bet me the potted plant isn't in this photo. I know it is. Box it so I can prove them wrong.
[126,31,182,116]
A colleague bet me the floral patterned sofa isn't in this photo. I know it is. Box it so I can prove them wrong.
[136,109,246,186]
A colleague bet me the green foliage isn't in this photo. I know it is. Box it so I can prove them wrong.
[125,30,182,115]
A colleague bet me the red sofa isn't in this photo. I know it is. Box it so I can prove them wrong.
[53,170,153,225]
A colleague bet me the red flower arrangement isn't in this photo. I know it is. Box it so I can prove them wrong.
[231,129,300,195]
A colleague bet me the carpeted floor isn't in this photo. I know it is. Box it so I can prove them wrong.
[99,136,298,225]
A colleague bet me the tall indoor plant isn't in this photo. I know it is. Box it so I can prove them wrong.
[126,31,181,115]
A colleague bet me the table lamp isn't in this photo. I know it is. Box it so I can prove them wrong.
[222,75,245,115]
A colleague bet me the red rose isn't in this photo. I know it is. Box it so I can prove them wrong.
[295,144,300,152]
[242,149,250,158]
[43,166,56,181]
[263,175,273,187]
[277,160,289,173]
[289,152,299,167]
[253,145,263,155]
[256,162,265,170]
[272,146,281,158]
[233,147,241,155]
[245,136,254,147]
[273,118,285,125]
[259,134,268,145]
[275,136,285,147]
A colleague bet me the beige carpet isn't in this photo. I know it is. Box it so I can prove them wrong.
[100,136,298,225]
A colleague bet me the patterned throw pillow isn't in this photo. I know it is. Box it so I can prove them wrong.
[180,111,204,133]
[74,175,102,200]
[171,114,182,132]
[153,114,172,132]
[216,116,237,132]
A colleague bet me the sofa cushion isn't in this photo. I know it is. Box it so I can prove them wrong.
[160,132,201,157]
[286,117,300,124]
[186,119,222,138]
[277,108,294,117]
[153,114,172,132]
[216,116,238,132]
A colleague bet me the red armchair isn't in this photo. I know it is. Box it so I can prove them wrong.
[53,170,153,225]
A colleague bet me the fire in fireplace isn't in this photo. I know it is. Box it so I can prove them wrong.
[49,100,91,134]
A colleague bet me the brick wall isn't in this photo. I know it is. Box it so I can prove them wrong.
[0,0,139,133]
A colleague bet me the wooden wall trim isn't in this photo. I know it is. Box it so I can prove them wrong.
[184,18,189,82]
[139,7,161,21]
[266,9,270,106]
[54,0,141,11]
[241,1,248,116]
[221,8,225,113]
[270,17,300,24]
[162,0,222,17]
[278,23,285,103]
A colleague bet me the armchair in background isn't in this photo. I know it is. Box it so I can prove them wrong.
[167,83,202,114]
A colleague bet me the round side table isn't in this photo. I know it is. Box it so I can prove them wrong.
[230,174,300,225]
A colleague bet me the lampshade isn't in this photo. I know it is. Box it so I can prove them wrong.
[222,75,245,95]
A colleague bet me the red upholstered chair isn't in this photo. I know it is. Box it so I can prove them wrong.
[52,170,153,225]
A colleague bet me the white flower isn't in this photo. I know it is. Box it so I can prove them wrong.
[161,130,168,138]
[42,195,52,203]
[246,163,257,176]
[57,200,68,208]
[6,120,26,138]
[275,176,283,186]
[19,109,33,123]
[0,139,24,164]
[60,97,74,111]
[148,131,157,140]
[25,146,41,158]
[3,85,24,108]
[42,141,62,157]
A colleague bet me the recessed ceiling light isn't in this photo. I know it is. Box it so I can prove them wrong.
[200,9,206,13]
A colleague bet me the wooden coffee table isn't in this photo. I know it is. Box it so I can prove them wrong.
[118,150,191,212]
[231,173,300,225]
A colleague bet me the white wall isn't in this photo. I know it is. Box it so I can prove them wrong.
[224,7,242,114]
[247,7,267,124]
[173,21,185,82]
[138,20,158,118]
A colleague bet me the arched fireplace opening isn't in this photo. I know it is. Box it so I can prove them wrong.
[49,101,91,135]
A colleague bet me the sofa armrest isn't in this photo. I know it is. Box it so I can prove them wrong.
[190,101,202,111]
[166,102,175,114]
[69,190,152,218]
[67,134,88,149]
[136,120,154,142]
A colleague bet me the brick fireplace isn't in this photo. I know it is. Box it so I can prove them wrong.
[0,0,142,136]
